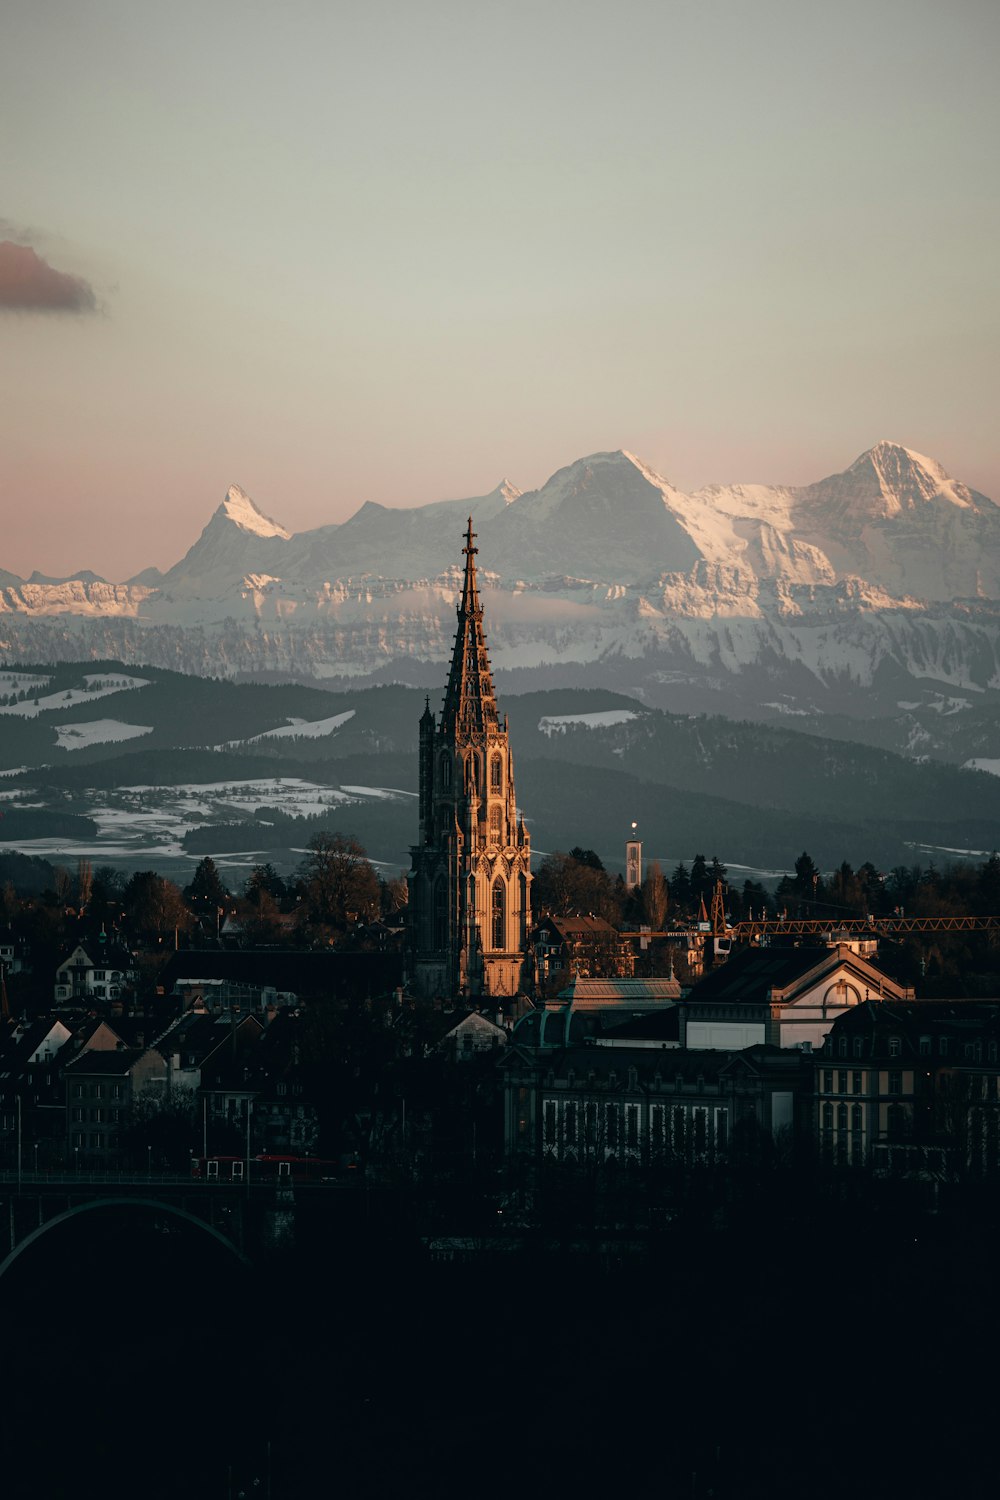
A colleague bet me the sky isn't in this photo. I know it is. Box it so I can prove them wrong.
[1,0,998,581]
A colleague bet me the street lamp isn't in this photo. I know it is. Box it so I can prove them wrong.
[147,1144,153,1178]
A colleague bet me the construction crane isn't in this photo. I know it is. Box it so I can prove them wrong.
[706,880,1000,941]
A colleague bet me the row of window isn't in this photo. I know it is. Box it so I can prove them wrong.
[72,1082,124,1100]
[439,752,505,793]
[834,1034,1000,1062]
[542,1098,729,1157]
[71,1107,121,1124]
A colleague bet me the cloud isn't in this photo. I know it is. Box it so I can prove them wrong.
[0,240,98,313]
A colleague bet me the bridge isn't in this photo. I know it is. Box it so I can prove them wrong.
[0,1170,380,1274]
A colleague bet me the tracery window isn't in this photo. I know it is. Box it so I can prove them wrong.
[489,805,502,841]
[491,879,505,950]
[490,755,503,792]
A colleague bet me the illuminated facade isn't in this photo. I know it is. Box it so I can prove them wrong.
[409,520,531,999]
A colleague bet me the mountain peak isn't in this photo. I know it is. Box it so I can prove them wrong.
[217,485,291,540]
[493,479,522,505]
[810,442,983,521]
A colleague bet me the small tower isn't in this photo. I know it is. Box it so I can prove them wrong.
[625,824,642,891]
[409,520,532,999]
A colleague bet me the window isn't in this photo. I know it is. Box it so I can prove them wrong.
[489,805,502,841]
[888,1037,901,1058]
[112,1084,122,1100]
[715,1108,729,1151]
[491,879,505,950]
[651,1105,665,1155]
[939,1037,949,1057]
[543,1099,557,1150]
[851,1104,863,1134]
[439,754,451,790]
[605,1104,619,1150]
[838,1037,847,1058]
[74,1083,83,1098]
[838,1071,847,1094]
[822,1103,833,1133]
[433,876,448,950]
[919,1037,931,1057]
[490,755,502,792]
[625,1103,639,1151]
[823,1070,834,1093]
[852,1071,862,1095]
[989,1041,998,1064]
[888,1071,903,1096]
[564,1101,577,1148]
[853,1037,863,1059]
[93,970,106,981]
[73,1107,84,1123]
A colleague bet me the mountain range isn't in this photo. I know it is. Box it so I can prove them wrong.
[2,442,999,763]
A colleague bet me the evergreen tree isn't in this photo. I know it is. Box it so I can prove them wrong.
[184,856,228,914]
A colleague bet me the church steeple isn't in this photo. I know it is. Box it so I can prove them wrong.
[440,517,498,740]
[409,521,531,1003]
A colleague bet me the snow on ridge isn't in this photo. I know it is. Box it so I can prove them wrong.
[538,710,638,736]
[220,485,292,540]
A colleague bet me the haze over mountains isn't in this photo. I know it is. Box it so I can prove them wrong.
[2,443,999,761]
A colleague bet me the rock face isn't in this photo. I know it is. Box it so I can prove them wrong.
[1,444,999,723]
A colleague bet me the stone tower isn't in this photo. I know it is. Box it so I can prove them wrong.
[409,519,531,1000]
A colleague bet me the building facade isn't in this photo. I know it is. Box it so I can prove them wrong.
[409,520,531,999]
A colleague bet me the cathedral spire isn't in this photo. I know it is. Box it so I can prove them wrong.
[440,516,498,739]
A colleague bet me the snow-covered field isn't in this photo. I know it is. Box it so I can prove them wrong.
[216,708,356,749]
[0,674,149,718]
[54,719,153,751]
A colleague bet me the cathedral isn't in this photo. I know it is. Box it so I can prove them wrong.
[409,521,532,1000]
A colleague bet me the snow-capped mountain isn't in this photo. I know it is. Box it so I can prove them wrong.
[1,442,999,755]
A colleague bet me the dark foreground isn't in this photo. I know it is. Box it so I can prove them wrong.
[1,1185,997,1499]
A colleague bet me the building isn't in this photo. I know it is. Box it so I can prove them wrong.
[54,941,136,1006]
[409,519,531,1000]
[818,1000,1000,1174]
[532,914,635,991]
[504,1034,809,1166]
[64,1045,168,1163]
[680,943,913,1052]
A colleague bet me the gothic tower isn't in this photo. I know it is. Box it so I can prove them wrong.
[409,520,532,999]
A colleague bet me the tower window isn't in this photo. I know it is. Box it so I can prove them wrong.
[434,877,448,950]
[439,755,451,790]
[492,879,505,950]
[490,755,503,791]
[489,805,502,841]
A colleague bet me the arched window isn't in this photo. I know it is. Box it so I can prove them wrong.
[489,805,502,842]
[439,755,451,790]
[490,754,503,792]
[433,877,448,951]
[465,754,480,795]
[491,879,505,950]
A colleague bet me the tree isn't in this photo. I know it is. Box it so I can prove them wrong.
[184,856,228,914]
[297,832,380,938]
[670,862,691,909]
[123,871,191,940]
[641,860,669,930]
[532,851,620,923]
[244,863,287,905]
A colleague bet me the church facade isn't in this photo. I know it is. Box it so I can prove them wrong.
[409,521,531,1000]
